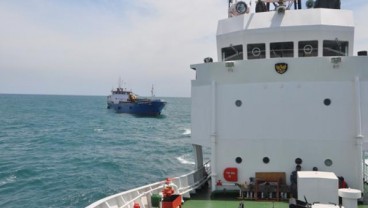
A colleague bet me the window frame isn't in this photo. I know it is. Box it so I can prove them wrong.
[221,44,244,61]
[270,41,294,58]
[298,40,318,57]
[247,43,266,60]
[323,40,349,57]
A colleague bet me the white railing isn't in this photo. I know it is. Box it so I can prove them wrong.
[364,160,368,184]
[86,161,211,208]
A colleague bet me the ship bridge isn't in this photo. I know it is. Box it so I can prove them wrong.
[190,1,368,195]
[217,8,354,61]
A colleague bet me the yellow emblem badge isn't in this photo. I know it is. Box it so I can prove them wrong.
[275,63,288,74]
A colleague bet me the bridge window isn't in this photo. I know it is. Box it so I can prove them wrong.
[221,45,243,61]
[247,43,266,59]
[270,42,294,58]
[323,40,348,56]
[299,41,318,57]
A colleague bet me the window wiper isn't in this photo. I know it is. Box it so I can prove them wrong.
[335,38,342,53]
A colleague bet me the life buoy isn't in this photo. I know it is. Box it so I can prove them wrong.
[235,2,248,14]
[223,167,238,182]
[306,0,314,8]
[252,47,261,57]
[303,44,313,55]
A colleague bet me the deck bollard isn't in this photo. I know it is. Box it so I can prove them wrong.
[338,188,361,208]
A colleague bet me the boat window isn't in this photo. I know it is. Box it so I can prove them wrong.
[263,157,270,164]
[314,0,341,9]
[247,43,266,60]
[298,41,318,57]
[323,40,348,56]
[324,98,331,106]
[221,44,243,61]
[295,158,303,165]
[235,100,242,107]
[324,159,333,167]
[270,42,294,58]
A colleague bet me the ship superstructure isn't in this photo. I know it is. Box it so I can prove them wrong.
[190,0,367,198]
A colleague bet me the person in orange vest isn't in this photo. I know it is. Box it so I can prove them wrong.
[133,202,140,208]
[338,176,348,188]
[161,178,178,198]
[290,165,301,199]
[338,176,348,205]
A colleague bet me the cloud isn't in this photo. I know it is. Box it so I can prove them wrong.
[1,0,368,96]
[0,0,227,96]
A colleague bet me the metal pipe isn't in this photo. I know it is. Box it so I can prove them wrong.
[354,76,364,191]
[354,76,363,138]
[210,80,217,191]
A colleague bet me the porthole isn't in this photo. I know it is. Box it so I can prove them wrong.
[324,99,331,106]
[235,157,242,164]
[295,158,303,165]
[263,157,270,164]
[235,100,242,107]
[325,159,333,167]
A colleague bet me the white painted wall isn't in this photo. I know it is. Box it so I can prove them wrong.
[191,57,368,191]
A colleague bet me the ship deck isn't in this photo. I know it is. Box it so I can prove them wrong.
[182,185,289,208]
[181,184,368,208]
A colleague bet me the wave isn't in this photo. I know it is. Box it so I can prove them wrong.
[94,128,104,132]
[176,155,195,165]
[0,175,16,187]
[182,128,191,136]
[0,96,192,207]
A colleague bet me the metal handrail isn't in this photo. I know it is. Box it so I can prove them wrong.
[86,161,211,208]
[364,160,368,184]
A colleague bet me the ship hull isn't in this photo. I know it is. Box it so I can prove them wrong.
[107,100,166,116]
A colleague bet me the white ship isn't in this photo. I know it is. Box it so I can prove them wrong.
[87,1,368,207]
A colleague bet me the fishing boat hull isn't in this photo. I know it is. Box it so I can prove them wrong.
[108,99,167,116]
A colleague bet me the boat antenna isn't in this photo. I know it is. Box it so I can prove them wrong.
[151,84,155,97]
[118,77,122,89]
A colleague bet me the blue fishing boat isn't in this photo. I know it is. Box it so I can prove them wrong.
[107,86,166,116]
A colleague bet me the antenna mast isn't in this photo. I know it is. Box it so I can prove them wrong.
[151,84,155,97]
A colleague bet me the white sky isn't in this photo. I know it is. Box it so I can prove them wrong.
[0,0,367,97]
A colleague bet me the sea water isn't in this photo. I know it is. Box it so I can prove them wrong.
[0,94,198,208]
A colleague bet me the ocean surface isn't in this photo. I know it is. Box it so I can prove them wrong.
[0,94,199,208]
